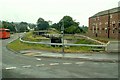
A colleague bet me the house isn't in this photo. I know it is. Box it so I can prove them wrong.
[88,7,120,39]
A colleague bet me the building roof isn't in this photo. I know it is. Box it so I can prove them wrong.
[0,28,10,31]
[90,7,120,18]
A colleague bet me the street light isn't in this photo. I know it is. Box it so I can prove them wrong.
[61,20,64,56]
[108,10,110,38]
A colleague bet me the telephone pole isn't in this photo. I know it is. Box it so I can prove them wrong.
[108,10,110,38]
[61,20,64,56]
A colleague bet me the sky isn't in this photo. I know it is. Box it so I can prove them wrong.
[0,0,120,26]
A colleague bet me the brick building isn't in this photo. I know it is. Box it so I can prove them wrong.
[88,7,120,39]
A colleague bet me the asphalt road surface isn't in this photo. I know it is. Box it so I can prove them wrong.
[1,33,118,78]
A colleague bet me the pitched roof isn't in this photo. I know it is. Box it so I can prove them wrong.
[90,7,120,18]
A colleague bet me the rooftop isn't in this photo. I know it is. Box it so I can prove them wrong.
[90,7,120,18]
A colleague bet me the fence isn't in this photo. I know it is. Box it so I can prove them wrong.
[20,37,106,47]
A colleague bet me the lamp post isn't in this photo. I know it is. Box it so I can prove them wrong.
[108,10,110,38]
[61,20,64,56]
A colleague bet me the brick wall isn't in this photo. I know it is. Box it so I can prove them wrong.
[88,11,120,39]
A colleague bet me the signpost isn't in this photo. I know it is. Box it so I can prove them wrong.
[61,20,64,56]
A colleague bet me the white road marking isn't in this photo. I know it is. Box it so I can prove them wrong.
[49,63,59,66]
[5,67,17,70]
[22,65,31,68]
[36,64,45,67]
[75,62,85,64]
[36,58,42,61]
[63,63,72,65]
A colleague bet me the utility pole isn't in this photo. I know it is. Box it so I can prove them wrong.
[61,20,64,56]
[108,10,110,38]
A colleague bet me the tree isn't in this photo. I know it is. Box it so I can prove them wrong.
[65,25,77,34]
[37,18,44,24]
[2,21,8,28]
[2,21,16,32]
[80,25,88,33]
[28,23,36,29]
[36,17,49,30]
[58,16,79,34]
[7,23,16,32]
[19,22,29,32]
[59,16,74,29]
[51,23,60,30]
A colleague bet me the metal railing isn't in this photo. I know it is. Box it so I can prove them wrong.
[20,37,107,47]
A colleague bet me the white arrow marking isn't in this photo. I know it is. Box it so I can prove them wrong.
[22,65,31,68]
[50,63,59,66]
[63,63,72,65]
[75,62,84,64]
[36,58,42,61]
[36,64,45,67]
[5,67,17,70]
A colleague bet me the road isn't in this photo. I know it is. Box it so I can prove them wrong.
[1,33,118,78]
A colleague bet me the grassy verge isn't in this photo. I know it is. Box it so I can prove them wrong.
[7,39,60,52]
[75,38,99,45]
[7,32,105,53]
[22,31,50,42]
[7,38,104,53]
[92,37,119,43]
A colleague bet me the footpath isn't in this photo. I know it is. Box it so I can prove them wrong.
[19,50,119,63]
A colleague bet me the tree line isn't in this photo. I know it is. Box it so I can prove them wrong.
[0,15,88,34]
[36,16,88,34]
[0,21,36,33]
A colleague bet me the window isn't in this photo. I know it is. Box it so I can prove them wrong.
[113,29,115,33]
[119,23,120,28]
[119,28,120,33]
[110,14,112,18]
[95,24,98,33]
[117,22,120,33]
[105,22,108,25]
[102,28,104,30]
[112,24,116,33]
[99,22,102,25]
[97,28,99,30]
[113,24,115,27]
[112,21,115,24]
[105,27,107,33]
[93,26,95,33]
[97,17,100,20]
[99,27,101,33]
[94,18,96,21]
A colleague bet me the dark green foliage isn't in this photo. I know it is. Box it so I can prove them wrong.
[51,23,59,30]
[51,15,83,34]
[35,17,49,30]
[1,21,30,33]
[2,21,16,32]
[80,25,88,33]
[18,22,29,32]
[28,24,36,29]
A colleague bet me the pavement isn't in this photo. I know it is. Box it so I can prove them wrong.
[19,50,119,63]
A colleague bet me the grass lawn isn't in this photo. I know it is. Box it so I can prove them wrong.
[7,31,105,53]
[7,38,104,53]
[7,39,60,52]
[91,37,119,43]
[22,31,50,42]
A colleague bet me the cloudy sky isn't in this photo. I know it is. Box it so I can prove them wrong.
[0,0,119,26]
